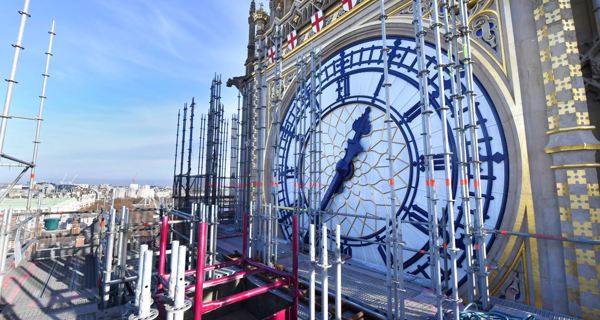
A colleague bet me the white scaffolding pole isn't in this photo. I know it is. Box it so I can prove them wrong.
[378,1,404,319]
[334,225,342,320]
[134,244,148,308]
[26,20,56,212]
[166,241,179,320]
[321,223,329,320]
[431,1,461,318]
[267,203,273,266]
[0,0,31,155]
[413,1,444,319]
[173,245,187,320]
[137,249,157,319]
[457,0,490,308]
[443,0,476,303]
[248,201,254,259]
[189,203,196,270]
[309,223,316,320]
[208,203,218,278]
[117,206,128,301]
[103,208,116,307]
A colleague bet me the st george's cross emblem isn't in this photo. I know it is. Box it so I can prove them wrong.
[342,0,357,11]
[287,29,298,50]
[311,10,324,33]
[268,46,276,64]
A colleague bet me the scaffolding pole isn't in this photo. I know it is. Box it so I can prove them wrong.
[0,0,31,155]
[457,0,490,308]
[294,55,307,255]
[431,1,461,317]
[172,110,181,199]
[378,1,404,318]
[269,23,283,266]
[308,46,323,253]
[102,208,116,308]
[179,104,188,209]
[309,223,316,320]
[254,33,267,260]
[186,98,195,209]
[444,0,476,303]
[197,114,206,179]
[230,112,240,228]
[26,20,55,212]
[321,224,329,320]
[413,1,444,319]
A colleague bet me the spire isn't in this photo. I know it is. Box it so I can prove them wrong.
[246,0,258,75]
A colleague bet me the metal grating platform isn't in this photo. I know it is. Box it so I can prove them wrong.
[0,255,98,320]
[217,234,578,320]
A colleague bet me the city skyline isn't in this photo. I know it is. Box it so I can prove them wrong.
[0,0,250,186]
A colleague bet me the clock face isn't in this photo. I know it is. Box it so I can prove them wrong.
[275,37,509,283]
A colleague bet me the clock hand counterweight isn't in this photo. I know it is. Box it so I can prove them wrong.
[319,107,372,212]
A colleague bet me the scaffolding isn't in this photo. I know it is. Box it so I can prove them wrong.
[431,0,461,318]
[408,0,491,316]
[0,0,56,212]
[251,27,267,261]
[172,78,233,220]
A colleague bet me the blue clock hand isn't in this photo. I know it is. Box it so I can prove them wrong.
[319,107,372,212]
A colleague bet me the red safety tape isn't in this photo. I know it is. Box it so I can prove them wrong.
[426,179,435,187]
[460,179,468,185]
[445,179,450,186]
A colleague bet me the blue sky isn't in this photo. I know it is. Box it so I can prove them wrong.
[0,0,251,186]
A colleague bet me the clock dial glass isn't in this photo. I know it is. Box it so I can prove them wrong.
[275,37,509,283]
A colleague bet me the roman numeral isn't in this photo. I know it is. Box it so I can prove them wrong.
[336,75,350,100]
[415,154,445,172]
[280,124,294,139]
[396,44,408,65]
[279,166,295,179]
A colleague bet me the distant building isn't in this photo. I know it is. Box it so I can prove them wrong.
[138,185,154,199]
[112,187,127,199]
[127,183,139,198]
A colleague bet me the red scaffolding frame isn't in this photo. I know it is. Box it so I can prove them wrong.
[155,213,300,320]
